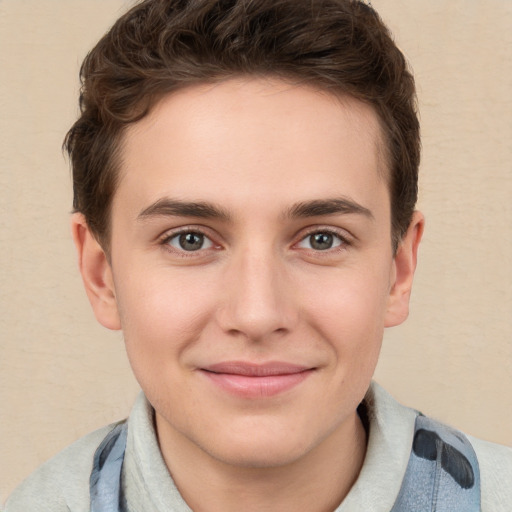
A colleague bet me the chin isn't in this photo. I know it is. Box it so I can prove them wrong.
[197,419,323,469]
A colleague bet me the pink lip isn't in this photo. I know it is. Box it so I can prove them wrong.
[199,361,314,398]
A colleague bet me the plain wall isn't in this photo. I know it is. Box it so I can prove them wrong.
[1,0,511,503]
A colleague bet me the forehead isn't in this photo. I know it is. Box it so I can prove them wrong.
[116,78,389,218]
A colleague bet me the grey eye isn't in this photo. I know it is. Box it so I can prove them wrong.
[168,232,213,251]
[297,232,343,251]
[310,233,334,250]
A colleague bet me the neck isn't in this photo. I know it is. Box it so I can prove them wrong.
[156,412,367,512]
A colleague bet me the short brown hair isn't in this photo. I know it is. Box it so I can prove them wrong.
[65,0,419,251]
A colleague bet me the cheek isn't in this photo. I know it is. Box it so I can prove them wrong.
[299,264,391,369]
[113,269,216,360]
[113,271,220,407]
[304,264,390,329]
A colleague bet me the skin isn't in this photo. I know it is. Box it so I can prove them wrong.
[72,78,423,512]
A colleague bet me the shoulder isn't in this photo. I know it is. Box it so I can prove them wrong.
[4,424,116,512]
[468,435,512,512]
[360,383,511,512]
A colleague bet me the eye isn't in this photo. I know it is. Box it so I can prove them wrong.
[297,231,344,251]
[166,231,214,252]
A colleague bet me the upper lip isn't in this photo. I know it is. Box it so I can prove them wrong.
[201,361,312,377]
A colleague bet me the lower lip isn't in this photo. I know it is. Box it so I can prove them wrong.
[200,370,313,398]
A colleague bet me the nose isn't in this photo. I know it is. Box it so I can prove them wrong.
[216,248,298,342]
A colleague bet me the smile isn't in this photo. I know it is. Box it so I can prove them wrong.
[199,362,315,398]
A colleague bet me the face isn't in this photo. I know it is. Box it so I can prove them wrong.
[75,78,422,469]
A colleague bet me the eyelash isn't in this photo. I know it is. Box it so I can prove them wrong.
[159,228,219,257]
[295,227,351,253]
[158,226,352,256]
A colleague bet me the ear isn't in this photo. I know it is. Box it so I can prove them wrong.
[384,211,425,327]
[71,213,121,330]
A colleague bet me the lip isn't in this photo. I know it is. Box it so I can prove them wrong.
[199,361,315,398]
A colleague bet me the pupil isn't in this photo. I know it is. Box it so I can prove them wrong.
[179,233,203,251]
[311,233,333,250]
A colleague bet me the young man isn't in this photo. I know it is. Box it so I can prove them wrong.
[5,0,511,511]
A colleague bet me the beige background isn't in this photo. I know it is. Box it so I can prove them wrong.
[1,0,511,503]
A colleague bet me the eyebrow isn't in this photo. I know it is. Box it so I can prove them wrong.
[137,196,373,222]
[138,198,231,221]
[286,198,374,220]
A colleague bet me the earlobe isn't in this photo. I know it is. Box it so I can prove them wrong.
[384,211,425,328]
[71,213,121,330]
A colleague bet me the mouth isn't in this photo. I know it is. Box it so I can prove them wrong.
[199,361,315,398]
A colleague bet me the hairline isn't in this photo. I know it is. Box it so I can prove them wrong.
[92,74,397,256]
